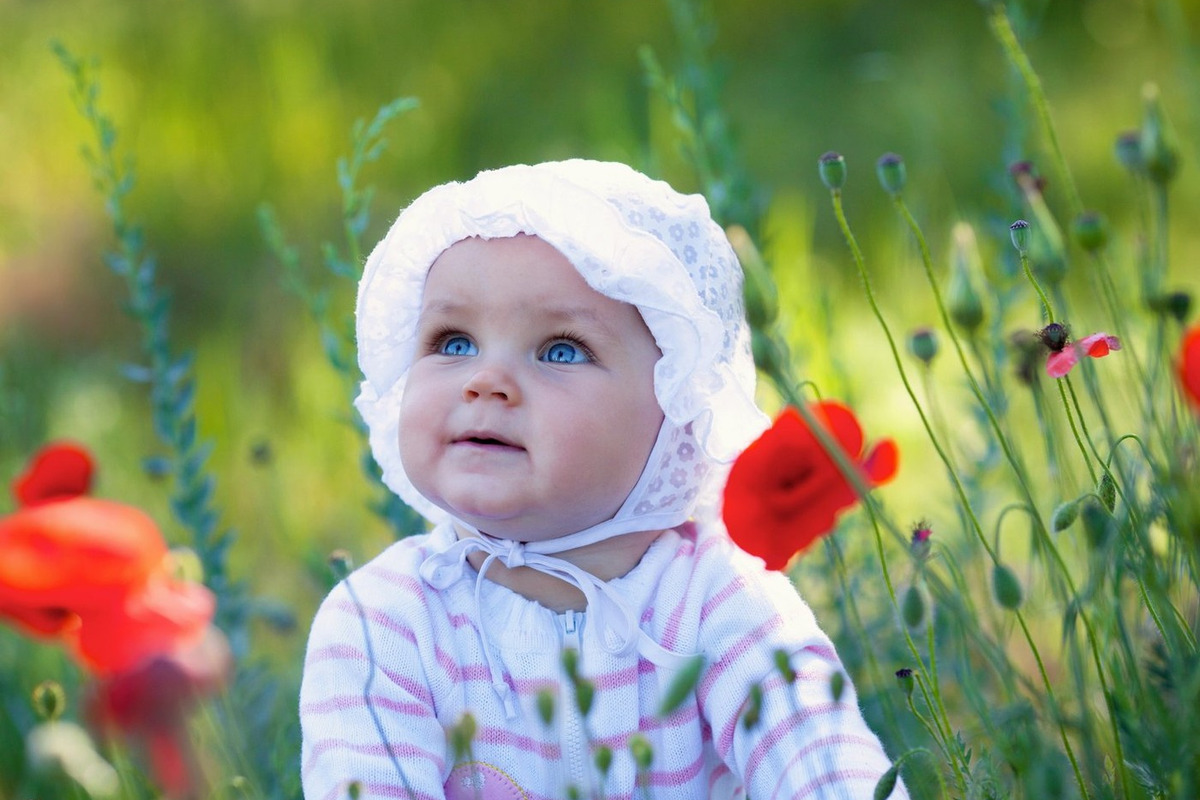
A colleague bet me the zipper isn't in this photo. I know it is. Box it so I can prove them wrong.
[561,609,592,797]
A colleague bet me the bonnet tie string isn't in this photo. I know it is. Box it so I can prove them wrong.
[419,532,688,719]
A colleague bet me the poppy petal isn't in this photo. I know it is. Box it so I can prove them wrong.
[862,438,900,484]
[1078,332,1120,358]
[1046,348,1079,378]
[1180,324,1200,409]
[813,401,866,458]
[12,442,95,508]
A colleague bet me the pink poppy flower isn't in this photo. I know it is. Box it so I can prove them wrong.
[1045,331,1121,378]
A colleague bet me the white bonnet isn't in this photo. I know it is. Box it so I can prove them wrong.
[354,159,768,532]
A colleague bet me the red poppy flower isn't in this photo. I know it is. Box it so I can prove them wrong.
[12,441,95,507]
[1180,324,1200,409]
[723,402,899,570]
[1045,331,1121,378]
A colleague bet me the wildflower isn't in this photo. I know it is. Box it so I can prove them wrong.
[1040,325,1122,379]
[876,153,906,196]
[723,402,898,570]
[1179,324,1200,409]
[910,521,932,561]
[12,441,94,507]
[819,151,847,191]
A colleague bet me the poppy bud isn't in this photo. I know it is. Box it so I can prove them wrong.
[562,647,579,682]
[873,764,900,800]
[1080,496,1113,550]
[1051,499,1080,532]
[1140,82,1180,185]
[1009,329,1043,386]
[876,153,906,196]
[894,668,915,699]
[1072,212,1109,253]
[948,224,985,333]
[992,563,1023,610]
[908,328,938,366]
[566,786,582,800]
[1009,219,1031,254]
[830,670,846,703]
[910,521,933,560]
[347,781,362,800]
[449,713,476,760]
[773,649,796,684]
[536,688,555,726]
[327,549,354,580]
[658,654,705,716]
[819,151,847,191]
[1148,290,1193,324]
[594,746,613,777]
[1097,472,1117,513]
[742,683,763,730]
[1115,131,1144,175]
[901,583,927,630]
[32,681,67,721]
[629,734,654,770]
[574,679,595,717]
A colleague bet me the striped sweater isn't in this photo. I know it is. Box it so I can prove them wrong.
[300,521,908,800]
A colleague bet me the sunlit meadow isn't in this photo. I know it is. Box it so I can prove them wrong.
[2,1,1200,798]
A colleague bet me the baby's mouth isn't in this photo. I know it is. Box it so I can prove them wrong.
[455,432,523,450]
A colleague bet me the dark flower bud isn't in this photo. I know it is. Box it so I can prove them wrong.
[819,151,847,191]
[1009,329,1043,386]
[992,563,1023,610]
[908,328,938,366]
[1038,323,1069,352]
[830,670,846,703]
[1009,219,1031,254]
[1115,131,1144,174]
[1148,291,1193,324]
[1072,212,1109,253]
[910,521,933,560]
[894,668,915,699]
[876,153,906,196]
[328,549,354,580]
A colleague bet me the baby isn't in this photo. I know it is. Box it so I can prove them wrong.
[300,160,908,799]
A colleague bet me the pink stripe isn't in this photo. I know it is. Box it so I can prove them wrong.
[306,643,364,665]
[643,752,705,787]
[304,738,442,777]
[797,769,890,799]
[772,734,887,798]
[593,705,701,748]
[697,615,783,705]
[301,693,434,719]
[357,784,442,800]
[331,598,420,643]
[741,702,842,785]
[474,725,562,759]
[591,657,656,691]
[699,574,747,621]
[368,567,430,598]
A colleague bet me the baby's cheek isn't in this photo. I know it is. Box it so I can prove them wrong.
[444,762,526,800]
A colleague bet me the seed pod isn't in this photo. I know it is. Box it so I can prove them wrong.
[894,668,915,699]
[328,549,354,580]
[873,764,900,800]
[32,681,66,721]
[574,679,595,717]
[992,563,1023,610]
[742,683,764,730]
[658,654,705,716]
[594,745,613,777]
[1051,499,1080,532]
[819,151,847,191]
[1009,219,1031,254]
[1098,472,1117,513]
[948,224,985,333]
[773,649,796,685]
[876,153,906,196]
[449,713,477,760]
[829,670,846,704]
[629,734,654,770]
[908,328,939,366]
[1140,82,1180,185]
[901,582,927,630]
[1072,212,1109,253]
[562,648,579,682]
[347,781,362,800]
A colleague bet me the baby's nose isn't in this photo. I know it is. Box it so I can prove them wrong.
[462,363,520,403]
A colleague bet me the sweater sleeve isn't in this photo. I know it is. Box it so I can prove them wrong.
[300,571,448,800]
[696,545,910,800]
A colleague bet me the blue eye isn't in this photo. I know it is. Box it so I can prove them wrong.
[542,340,588,364]
[439,336,477,356]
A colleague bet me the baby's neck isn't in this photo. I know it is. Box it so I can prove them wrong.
[461,527,663,613]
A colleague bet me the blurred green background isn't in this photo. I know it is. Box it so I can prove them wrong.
[3,0,1200,658]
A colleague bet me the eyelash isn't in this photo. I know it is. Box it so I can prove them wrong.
[422,326,597,362]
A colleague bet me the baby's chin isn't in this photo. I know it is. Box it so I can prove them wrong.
[447,510,610,545]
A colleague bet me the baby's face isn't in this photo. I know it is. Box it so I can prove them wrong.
[399,235,664,542]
